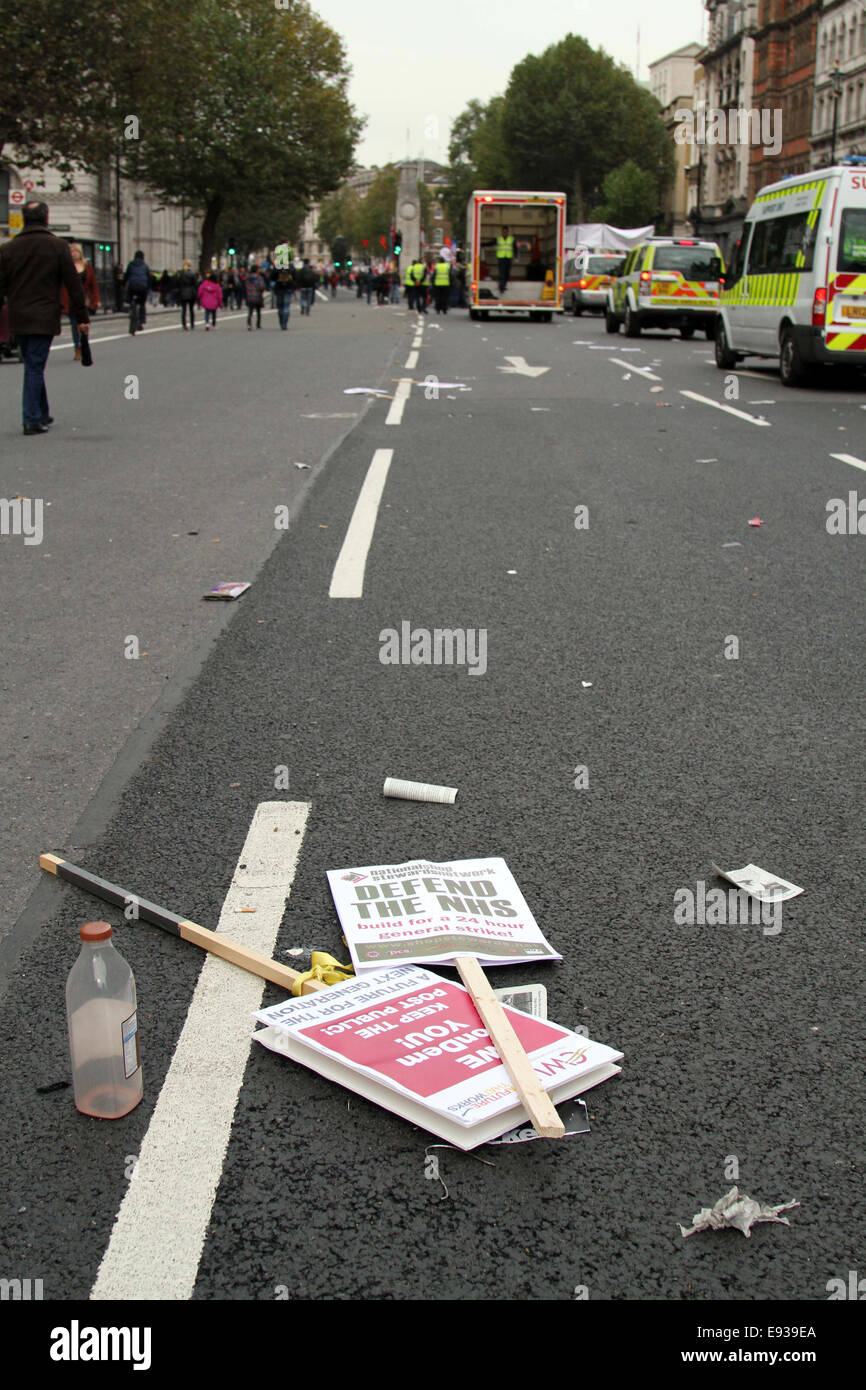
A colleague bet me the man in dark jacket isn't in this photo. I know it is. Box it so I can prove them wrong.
[0,200,89,434]
[123,250,151,329]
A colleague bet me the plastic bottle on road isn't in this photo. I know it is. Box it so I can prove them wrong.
[66,921,143,1118]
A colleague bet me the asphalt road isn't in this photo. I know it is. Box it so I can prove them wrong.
[1,297,865,1325]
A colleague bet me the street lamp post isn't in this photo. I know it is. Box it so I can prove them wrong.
[830,64,843,165]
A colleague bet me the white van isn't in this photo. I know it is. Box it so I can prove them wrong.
[562,250,625,314]
[716,157,866,386]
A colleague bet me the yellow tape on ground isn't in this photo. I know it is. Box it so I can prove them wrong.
[291,951,355,996]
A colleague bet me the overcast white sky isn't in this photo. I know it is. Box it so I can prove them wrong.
[312,0,707,168]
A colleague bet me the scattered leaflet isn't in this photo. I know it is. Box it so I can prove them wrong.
[202,582,251,601]
[254,964,622,1149]
[327,857,562,973]
[711,862,803,902]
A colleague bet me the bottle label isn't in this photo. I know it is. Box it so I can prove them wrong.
[122,1010,141,1078]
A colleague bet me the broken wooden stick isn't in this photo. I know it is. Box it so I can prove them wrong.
[455,955,565,1140]
[39,853,327,995]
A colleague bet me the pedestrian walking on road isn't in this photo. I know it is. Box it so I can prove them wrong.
[297,259,315,315]
[123,249,151,329]
[330,269,339,298]
[245,264,266,329]
[61,242,100,358]
[272,242,295,330]
[433,255,451,314]
[197,271,223,329]
[496,225,514,295]
[404,259,416,312]
[177,259,198,329]
[410,256,428,314]
[0,200,90,434]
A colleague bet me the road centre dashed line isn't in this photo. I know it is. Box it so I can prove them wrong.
[90,801,310,1301]
[406,350,419,369]
[609,358,662,382]
[386,378,412,426]
[679,389,771,426]
[329,447,394,599]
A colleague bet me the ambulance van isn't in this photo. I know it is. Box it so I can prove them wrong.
[715,157,866,386]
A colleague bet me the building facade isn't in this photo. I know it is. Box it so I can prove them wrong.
[1,155,193,306]
[687,3,759,257]
[648,42,704,234]
[750,0,820,197]
[811,0,866,166]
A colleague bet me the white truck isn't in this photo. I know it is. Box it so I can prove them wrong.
[466,190,566,321]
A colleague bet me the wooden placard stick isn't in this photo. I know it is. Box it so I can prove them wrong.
[455,955,565,1140]
[40,853,326,995]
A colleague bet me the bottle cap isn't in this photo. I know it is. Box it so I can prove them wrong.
[80,920,112,942]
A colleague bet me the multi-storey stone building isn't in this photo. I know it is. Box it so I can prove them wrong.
[811,0,866,166]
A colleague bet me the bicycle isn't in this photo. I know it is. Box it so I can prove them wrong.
[128,293,145,335]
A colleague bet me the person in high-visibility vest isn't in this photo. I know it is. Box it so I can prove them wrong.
[410,257,428,314]
[496,225,515,295]
[404,258,416,312]
[432,255,452,315]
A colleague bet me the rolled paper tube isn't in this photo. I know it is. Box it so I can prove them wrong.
[383,777,457,804]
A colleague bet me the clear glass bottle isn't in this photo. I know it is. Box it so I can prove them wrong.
[66,920,143,1118]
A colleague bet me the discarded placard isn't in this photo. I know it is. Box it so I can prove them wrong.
[680,1186,799,1238]
[343,387,391,396]
[253,963,621,1149]
[711,862,803,902]
[327,856,562,973]
[202,582,251,601]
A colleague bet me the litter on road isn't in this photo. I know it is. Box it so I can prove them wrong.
[680,1187,800,1238]
[294,461,312,469]
[748,517,763,526]
[711,862,804,902]
[383,776,458,804]
[344,387,392,396]
[721,542,742,547]
[253,961,621,1149]
[489,1098,590,1145]
[39,853,328,995]
[202,582,251,601]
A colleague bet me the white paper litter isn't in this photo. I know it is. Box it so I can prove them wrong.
[680,1187,799,1238]
[344,387,391,396]
[293,462,311,469]
[721,541,742,547]
[711,862,803,902]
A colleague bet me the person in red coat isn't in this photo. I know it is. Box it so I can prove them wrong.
[60,243,100,360]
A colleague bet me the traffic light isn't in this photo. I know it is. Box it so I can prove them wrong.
[228,243,236,255]
[347,258,353,267]
[334,259,341,268]
[394,230,403,255]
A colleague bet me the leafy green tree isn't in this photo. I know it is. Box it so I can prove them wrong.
[0,0,125,171]
[353,165,398,255]
[589,160,659,226]
[317,185,361,249]
[220,191,305,263]
[123,0,362,270]
[500,35,672,217]
[442,96,510,232]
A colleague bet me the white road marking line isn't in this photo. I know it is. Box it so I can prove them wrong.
[316,289,328,301]
[329,447,394,598]
[406,350,419,369]
[830,452,866,472]
[411,336,423,349]
[730,369,779,382]
[53,311,269,349]
[609,358,661,381]
[90,801,310,1301]
[386,378,412,426]
[679,390,771,426]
